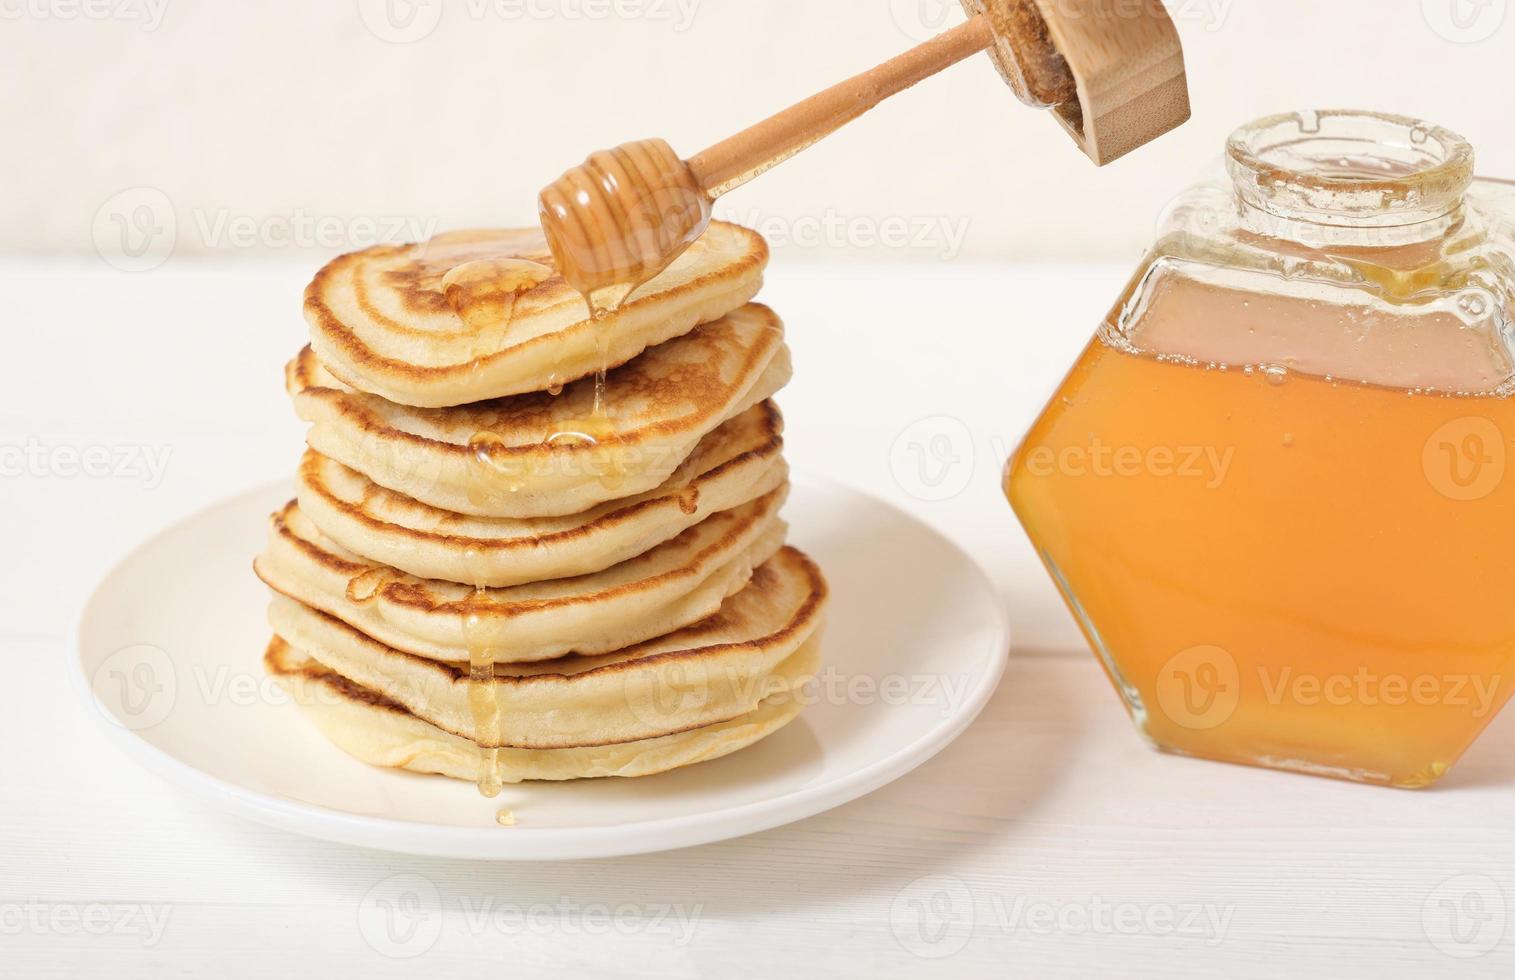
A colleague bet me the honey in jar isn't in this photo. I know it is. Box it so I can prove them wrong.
[1005,110,1515,788]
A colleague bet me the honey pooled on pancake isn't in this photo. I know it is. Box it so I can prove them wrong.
[438,256,553,367]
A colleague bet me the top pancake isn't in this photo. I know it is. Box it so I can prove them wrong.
[304,221,768,407]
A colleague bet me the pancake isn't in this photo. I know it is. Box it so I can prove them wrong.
[265,634,817,783]
[255,486,788,664]
[287,304,791,519]
[293,401,787,587]
[304,221,768,407]
[265,545,828,749]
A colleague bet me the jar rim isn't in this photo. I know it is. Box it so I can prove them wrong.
[1225,109,1474,230]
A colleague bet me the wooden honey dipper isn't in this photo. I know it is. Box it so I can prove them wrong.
[539,0,1190,303]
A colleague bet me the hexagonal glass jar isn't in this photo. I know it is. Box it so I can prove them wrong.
[1005,110,1515,788]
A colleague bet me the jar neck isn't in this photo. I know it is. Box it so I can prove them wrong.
[1225,110,1474,250]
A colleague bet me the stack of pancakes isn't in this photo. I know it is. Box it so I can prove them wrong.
[257,222,828,791]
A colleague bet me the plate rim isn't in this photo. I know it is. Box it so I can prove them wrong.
[70,470,1010,860]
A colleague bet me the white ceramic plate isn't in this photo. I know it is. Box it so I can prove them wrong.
[72,473,1009,860]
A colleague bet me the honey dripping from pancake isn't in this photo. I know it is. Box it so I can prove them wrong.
[466,430,526,510]
[461,547,506,799]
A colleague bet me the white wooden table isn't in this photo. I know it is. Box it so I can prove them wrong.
[6,255,1513,978]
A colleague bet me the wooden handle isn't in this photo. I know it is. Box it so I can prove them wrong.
[537,1,1188,301]
[686,16,994,198]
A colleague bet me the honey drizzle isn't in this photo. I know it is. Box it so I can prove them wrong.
[456,287,642,805]
[461,547,504,798]
[548,293,642,493]
[532,141,720,501]
[446,139,710,803]
[466,430,526,510]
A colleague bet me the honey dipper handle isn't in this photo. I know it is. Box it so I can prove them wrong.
[685,15,994,198]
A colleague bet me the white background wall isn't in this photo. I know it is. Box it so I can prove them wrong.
[5,0,1514,263]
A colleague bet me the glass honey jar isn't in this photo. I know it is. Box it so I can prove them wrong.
[1005,110,1515,788]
